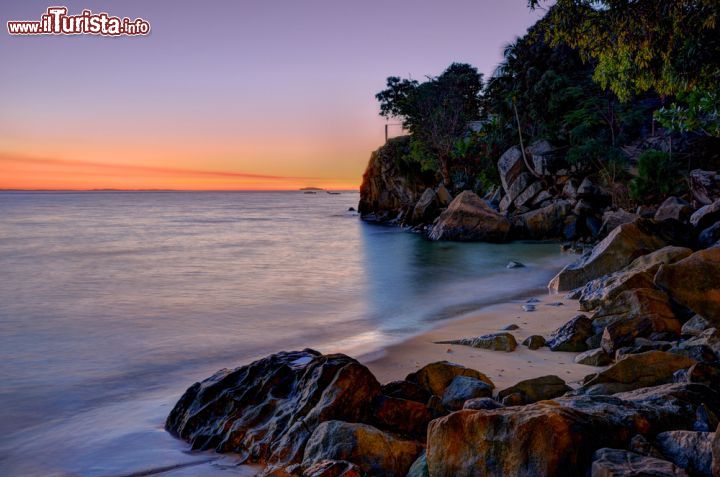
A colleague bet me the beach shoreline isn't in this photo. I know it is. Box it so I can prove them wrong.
[362,294,602,391]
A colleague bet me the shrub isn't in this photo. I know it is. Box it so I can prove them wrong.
[629,149,684,204]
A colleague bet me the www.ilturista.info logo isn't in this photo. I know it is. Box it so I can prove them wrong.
[7,7,150,36]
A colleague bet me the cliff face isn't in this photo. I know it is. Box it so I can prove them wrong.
[358,136,437,223]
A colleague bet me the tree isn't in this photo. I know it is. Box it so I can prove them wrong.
[376,63,483,188]
[528,1,720,136]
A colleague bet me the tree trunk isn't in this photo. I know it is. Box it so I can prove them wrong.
[439,156,453,191]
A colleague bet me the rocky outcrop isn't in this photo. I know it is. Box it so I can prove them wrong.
[166,350,387,470]
[655,248,720,325]
[409,188,439,225]
[358,137,435,223]
[301,421,422,477]
[574,246,692,312]
[590,448,689,477]
[428,191,511,241]
[549,219,668,292]
[577,351,696,395]
[426,383,720,477]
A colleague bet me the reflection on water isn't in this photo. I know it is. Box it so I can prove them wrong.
[0,191,573,476]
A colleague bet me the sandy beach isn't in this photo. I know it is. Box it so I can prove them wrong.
[364,294,602,391]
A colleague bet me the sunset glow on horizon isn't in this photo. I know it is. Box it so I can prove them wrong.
[1,0,544,190]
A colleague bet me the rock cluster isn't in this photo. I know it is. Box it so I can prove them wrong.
[173,158,720,475]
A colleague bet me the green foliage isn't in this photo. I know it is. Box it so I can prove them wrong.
[528,0,720,137]
[629,149,684,203]
[376,63,484,187]
[655,89,720,137]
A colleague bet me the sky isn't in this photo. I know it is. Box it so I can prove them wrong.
[0,1,546,190]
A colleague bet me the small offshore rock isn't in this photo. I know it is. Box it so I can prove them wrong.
[522,335,546,350]
[546,301,564,307]
[502,324,520,330]
[527,297,541,303]
[507,260,525,269]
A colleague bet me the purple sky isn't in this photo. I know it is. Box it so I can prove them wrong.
[1,1,546,189]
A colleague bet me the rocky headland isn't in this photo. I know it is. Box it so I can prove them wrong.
[165,138,720,476]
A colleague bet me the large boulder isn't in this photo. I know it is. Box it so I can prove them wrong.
[358,137,434,222]
[655,197,694,223]
[512,200,572,239]
[502,172,535,211]
[497,375,572,405]
[428,191,511,242]
[528,140,561,176]
[590,448,689,477]
[302,421,423,477]
[599,209,639,237]
[690,200,720,231]
[547,315,593,352]
[549,220,668,292]
[410,188,439,225]
[655,248,720,325]
[577,351,696,395]
[575,246,693,311]
[405,361,494,397]
[656,430,714,477]
[498,146,527,193]
[426,383,720,477]
[166,350,382,469]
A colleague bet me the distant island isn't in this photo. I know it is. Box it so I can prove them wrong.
[299,187,324,191]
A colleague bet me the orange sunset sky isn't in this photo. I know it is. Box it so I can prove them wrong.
[1,1,543,190]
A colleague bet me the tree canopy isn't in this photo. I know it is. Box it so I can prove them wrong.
[376,63,483,188]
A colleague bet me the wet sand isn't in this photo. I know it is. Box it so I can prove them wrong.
[363,294,601,391]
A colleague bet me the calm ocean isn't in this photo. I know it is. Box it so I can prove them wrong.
[0,191,573,476]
